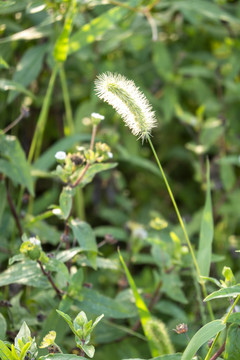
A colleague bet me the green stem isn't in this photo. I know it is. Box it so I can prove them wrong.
[204,294,240,360]
[147,136,214,321]
[59,64,75,135]
[59,64,86,219]
[28,64,59,163]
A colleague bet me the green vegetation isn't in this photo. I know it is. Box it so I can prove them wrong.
[0,1,240,360]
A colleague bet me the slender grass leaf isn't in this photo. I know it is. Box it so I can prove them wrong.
[0,79,35,99]
[197,159,213,277]
[53,0,76,62]
[204,285,240,301]
[118,250,173,357]
[181,320,226,360]
[7,43,47,103]
[0,134,34,195]
[0,181,7,225]
[225,323,240,360]
[68,0,141,54]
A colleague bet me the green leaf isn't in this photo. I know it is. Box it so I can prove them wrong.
[0,134,34,195]
[70,220,98,269]
[197,159,213,277]
[0,313,7,339]
[0,79,35,100]
[181,320,226,360]
[14,322,31,350]
[123,355,182,360]
[7,43,47,103]
[76,288,137,319]
[74,163,118,189]
[68,0,141,54]
[204,285,240,301]
[225,323,240,360]
[0,340,14,360]
[55,247,83,263]
[53,0,76,62]
[56,310,78,338]
[39,355,85,360]
[226,313,240,325]
[68,268,84,297]
[81,344,95,358]
[118,250,173,357]
[59,186,73,220]
[0,260,48,288]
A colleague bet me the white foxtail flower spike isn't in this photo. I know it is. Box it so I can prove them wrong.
[94,72,157,141]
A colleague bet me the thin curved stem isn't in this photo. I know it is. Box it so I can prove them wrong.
[147,136,214,321]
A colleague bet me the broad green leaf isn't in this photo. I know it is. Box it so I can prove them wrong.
[204,285,240,301]
[68,0,141,54]
[39,355,85,360]
[81,344,95,358]
[94,226,127,241]
[70,220,97,269]
[0,260,48,288]
[76,287,138,319]
[14,322,31,349]
[153,41,173,80]
[0,16,54,43]
[53,0,76,62]
[226,313,240,325]
[123,355,182,360]
[55,247,83,263]
[56,310,78,337]
[118,250,173,357]
[181,320,226,360]
[7,43,47,103]
[74,163,118,189]
[220,163,236,191]
[225,323,240,360]
[0,0,29,14]
[68,268,83,297]
[0,134,34,195]
[197,159,213,277]
[59,186,73,220]
[0,340,13,360]
[0,79,35,99]
[0,313,7,339]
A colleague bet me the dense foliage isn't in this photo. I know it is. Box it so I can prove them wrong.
[0,1,240,360]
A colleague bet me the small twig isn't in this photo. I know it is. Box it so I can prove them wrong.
[3,107,29,134]
[6,185,23,236]
[72,122,97,188]
[72,162,90,187]
[37,260,63,299]
[210,342,225,360]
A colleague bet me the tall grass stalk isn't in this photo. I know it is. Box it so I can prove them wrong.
[147,135,214,321]
[28,64,59,163]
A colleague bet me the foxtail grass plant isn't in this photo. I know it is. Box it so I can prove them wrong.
[95,72,214,321]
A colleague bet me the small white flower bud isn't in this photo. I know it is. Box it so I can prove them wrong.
[55,151,67,161]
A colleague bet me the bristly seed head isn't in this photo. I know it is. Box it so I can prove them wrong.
[94,72,157,141]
